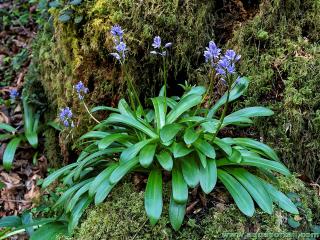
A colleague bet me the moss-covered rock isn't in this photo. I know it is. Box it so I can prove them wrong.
[230,0,320,179]
[61,175,319,240]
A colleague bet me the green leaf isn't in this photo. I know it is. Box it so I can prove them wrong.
[94,178,116,204]
[0,123,16,133]
[66,182,91,212]
[0,134,13,141]
[68,196,92,233]
[166,94,202,124]
[196,150,207,168]
[89,164,117,197]
[228,148,242,163]
[217,169,255,216]
[213,138,232,156]
[192,139,216,159]
[70,0,82,5]
[74,15,83,24]
[0,215,22,228]
[227,168,273,214]
[118,99,135,117]
[183,128,199,145]
[208,77,249,118]
[156,150,173,171]
[222,116,253,127]
[172,142,193,158]
[233,138,280,162]
[79,131,109,140]
[201,120,219,133]
[47,121,62,131]
[42,163,77,188]
[109,158,139,184]
[226,107,274,119]
[172,166,188,204]
[120,139,155,163]
[139,144,157,168]
[160,123,182,142]
[106,113,158,138]
[98,134,131,150]
[25,131,38,148]
[287,217,300,228]
[58,14,71,23]
[91,106,119,113]
[262,180,299,214]
[199,158,217,194]
[152,97,167,130]
[3,137,22,170]
[169,193,186,231]
[183,86,206,97]
[145,169,163,226]
[30,222,68,240]
[181,155,200,188]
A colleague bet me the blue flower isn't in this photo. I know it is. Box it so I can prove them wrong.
[216,56,236,77]
[59,107,74,128]
[152,36,161,49]
[225,49,241,62]
[111,41,127,62]
[9,89,19,100]
[74,81,89,100]
[110,25,124,38]
[204,41,221,63]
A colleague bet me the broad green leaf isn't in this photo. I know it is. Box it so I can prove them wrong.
[166,94,202,124]
[156,150,173,171]
[145,169,163,226]
[222,116,253,127]
[216,156,290,176]
[199,158,217,194]
[169,193,186,231]
[172,166,188,204]
[201,120,219,133]
[25,131,38,149]
[98,134,131,150]
[217,169,255,216]
[172,142,192,158]
[30,222,68,240]
[79,131,109,140]
[94,178,116,204]
[106,113,158,138]
[42,163,78,188]
[213,138,232,156]
[55,179,92,207]
[192,139,216,159]
[118,99,135,117]
[0,123,16,133]
[109,157,139,184]
[233,138,280,162]
[226,107,274,119]
[91,106,119,113]
[3,137,22,170]
[0,215,22,228]
[0,134,13,141]
[89,164,117,196]
[68,196,92,233]
[261,180,299,214]
[181,156,200,188]
[139,144,157,168]
[120,139,155,163]
[152,97,167,130]
[228,148,242,163]
[160,123,182,142]
[66,182,91,212]
[58,14,71,23]
[287,217,300,228]
[183,128,199,145]
[227,168,273,214]
[183,86,206,97]
[47,121,62,131]
[196,150,207,168]
[208,77,249,118]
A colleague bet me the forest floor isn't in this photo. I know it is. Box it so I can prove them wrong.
[0,0,47,222]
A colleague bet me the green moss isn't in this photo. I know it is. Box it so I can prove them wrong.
[64,176,319,240]
[229,0,320,180]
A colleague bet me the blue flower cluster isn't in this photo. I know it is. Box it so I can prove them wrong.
[9,89,19,100]
[110,25,127,63]
[59,107,74,128]
[74,81,89,100]
[150,36,172,56]
[204,41,241,84]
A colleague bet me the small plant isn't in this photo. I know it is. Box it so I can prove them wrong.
[49,0,84,24]
[42,26,299,233]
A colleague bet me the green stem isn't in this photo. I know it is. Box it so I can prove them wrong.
[211,87,230,142]
[162,54,168,114]
[83,101,100,124]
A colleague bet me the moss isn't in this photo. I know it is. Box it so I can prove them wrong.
[65,176,319,240]
[229,0,320,180]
